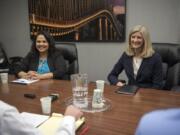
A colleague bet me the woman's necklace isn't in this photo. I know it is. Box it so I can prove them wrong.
[133,57,142,65]
[39,57,47,67]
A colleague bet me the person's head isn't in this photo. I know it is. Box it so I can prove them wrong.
[126,25,154,58]
[31,31,55,55]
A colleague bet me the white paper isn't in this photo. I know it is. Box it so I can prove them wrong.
[20,112,49,127]
[12,79,39,85]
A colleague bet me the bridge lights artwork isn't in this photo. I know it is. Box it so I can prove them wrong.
[28,0,126,42]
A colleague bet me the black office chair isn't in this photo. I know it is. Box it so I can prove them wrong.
[152,43,180,90]
[55,42,79,80]
[0,44,9,70]
[0,43,23,74]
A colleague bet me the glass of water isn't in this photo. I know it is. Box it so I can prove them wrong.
[71,73,88,108]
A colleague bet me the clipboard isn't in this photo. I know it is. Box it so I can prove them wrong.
[115,85,139,95]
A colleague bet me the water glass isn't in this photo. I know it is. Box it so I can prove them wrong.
[71,73,88,108]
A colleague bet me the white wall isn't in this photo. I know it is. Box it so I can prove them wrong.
[0,0,31,57]
[0,0,180,82]
[127,0,180,43]
[178,1,180,42]
[77,42,127,82]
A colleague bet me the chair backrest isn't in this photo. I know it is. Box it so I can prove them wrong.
[0,43,24,74]
[55,42,79,79]
[152,43,180,90]
[0,43,9,70]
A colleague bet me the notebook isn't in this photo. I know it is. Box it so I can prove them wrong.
[115,85,139,95]
[38,113,85,135]
[11,78,39,85]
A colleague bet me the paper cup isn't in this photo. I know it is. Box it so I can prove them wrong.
[96,80,105,92]
[40,97,51,114]
[0,73,8,84]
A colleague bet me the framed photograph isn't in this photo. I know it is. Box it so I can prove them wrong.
[28,0,126,42]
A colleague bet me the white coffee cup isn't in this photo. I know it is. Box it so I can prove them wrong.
[0,73,8,84]
[40,97,51,114]
[96,80,105,92]
[92,89,104,108]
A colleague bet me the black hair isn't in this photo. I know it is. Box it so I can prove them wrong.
[31,31,55,56]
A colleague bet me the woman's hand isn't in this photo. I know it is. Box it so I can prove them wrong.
[116,81,125,87]
[26,71,38,79]
[19,71,53,80]
[32,73,54,80]
[27,71,37,76]
[18,71,29,79]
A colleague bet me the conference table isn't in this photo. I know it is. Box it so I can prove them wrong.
[1,75,180,135]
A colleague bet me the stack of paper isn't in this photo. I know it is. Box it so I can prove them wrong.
[12,79,39,85]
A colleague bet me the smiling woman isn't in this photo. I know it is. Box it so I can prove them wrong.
[130,32,144,50]
[107,25,163,90]
[14,31,68,80]
[36,35,49,55]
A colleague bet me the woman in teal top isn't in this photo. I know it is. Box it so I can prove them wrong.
[15,31,67,80]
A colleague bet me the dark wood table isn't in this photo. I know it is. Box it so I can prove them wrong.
[1,76,180,135]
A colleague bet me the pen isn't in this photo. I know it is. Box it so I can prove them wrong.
[79,125,89,135]
[20,80,25,82]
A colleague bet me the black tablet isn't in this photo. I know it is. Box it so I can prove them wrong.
[115,85,139,95]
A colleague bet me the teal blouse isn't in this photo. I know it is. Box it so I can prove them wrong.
[37,59,50,74]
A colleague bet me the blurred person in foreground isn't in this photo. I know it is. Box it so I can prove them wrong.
[136,108,180,135]
[0,100,83,135]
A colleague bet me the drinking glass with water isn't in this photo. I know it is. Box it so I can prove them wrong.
[71,73,88,108]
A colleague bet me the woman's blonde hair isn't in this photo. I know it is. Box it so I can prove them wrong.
[126,25,154,58]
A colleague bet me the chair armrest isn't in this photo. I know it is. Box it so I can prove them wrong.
[9,56,23,63]
[8,56,23,74]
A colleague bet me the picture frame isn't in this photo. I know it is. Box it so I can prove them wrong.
[28,0,126,42]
